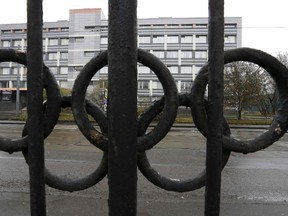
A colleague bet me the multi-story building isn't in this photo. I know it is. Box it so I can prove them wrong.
[0,8,241,104]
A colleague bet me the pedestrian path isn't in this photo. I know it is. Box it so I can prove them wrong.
[1,191,288,216]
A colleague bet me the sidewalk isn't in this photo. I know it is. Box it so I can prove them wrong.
[1,192,288,216]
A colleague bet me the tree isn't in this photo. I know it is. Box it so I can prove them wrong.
[276,51,288,68]
[253,71,277,117]
[87,83,102,106]
[253,52,288,116]
[224,62,264,120]
[259,51,288,116]
[43,87,71,100]
[261,51,288,116]
[86,80,108,110]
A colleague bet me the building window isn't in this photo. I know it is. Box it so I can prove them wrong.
[138,65,150,73]
[59,81,67,88]
[167,65,178,74]
[85,26,97,30]
[14,29,23,33]
[167,24,179,28]
[225,24,237,28]
[0,81,9,88]
[50,67,58,74]
[139,36,150,44]
[12,80,25,88]
[100,37,108,45]
[181,81,193,90]
[167,35,178,43]
[70,37,84,43]
[181,35,193,43]
[48,52,58,60]
[152,50,165,59]
[152,81,163,89]
[152,35,164,43]
[195,24,207,28]
[13,39,22,47]
[195,35,207,43]
[2,68,10,75]
[61,27,69,32]
[153,24,165,28]
[74,66,83,72]
[48,38,58,46]
[181,24,193,28]
[22,67,27,75]
[2,91,11,100]
[84,51,95,57]
[60,67,68,74]
[2,30,11,34]
[21,81,27,88]
[12,81,17,87]
[138,81,149,89]
[60,38,69,45]
[99,80,108,89]
[101,26,108,31]
[194,66,201,77]
[166,50,178,58]
[195,51,207,59]
[100,66,108,74]
[2,40,11,47]
[49,28,58,32]
[181,50,193,59]
[225,35,236,43]
[11,67,18,75]
[181,66,193,74]
[60,52,68,60]
[75,37,84,43]
[139,24,151,28]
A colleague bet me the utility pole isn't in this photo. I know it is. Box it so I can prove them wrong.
[16,63,20,116]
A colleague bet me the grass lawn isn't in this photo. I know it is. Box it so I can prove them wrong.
[16,109,274,125]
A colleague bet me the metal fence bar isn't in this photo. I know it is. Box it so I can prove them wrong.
[205,0,225,215]
[108,0,138,215]
[27,1,46,215]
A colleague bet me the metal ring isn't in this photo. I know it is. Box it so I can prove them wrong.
[24,96,108,192]
[45,97,107,191]
[0,49,61,153]
[71,48,178,152]
[45,152,107,192]
[138,151,230,192]
[137,94,231,192]
[191,47,288,154]
[61,96,108,135]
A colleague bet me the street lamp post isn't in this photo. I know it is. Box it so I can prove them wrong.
[16,63,20,116]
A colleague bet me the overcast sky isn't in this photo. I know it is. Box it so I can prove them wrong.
[0,0,287,56]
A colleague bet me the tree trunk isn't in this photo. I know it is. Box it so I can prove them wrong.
[237,109,242,120]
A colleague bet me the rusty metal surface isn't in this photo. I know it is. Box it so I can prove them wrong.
[107,1,138,215]
[0,1,287,216]
[205,1,225,215]
[26,0,46,215]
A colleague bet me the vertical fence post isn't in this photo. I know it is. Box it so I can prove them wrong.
[27,1,46,215]
[205,0,224,215]
[108,0,138,215]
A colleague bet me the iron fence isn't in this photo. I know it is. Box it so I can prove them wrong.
[0,0,288,216]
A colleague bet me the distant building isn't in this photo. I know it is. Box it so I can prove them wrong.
[0,8,241,103]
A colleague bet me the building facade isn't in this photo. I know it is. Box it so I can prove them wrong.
[0,8,241,103]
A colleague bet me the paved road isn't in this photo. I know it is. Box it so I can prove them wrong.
[0,123,288,215]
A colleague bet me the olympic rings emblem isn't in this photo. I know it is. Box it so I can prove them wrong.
[0,47,287,192]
